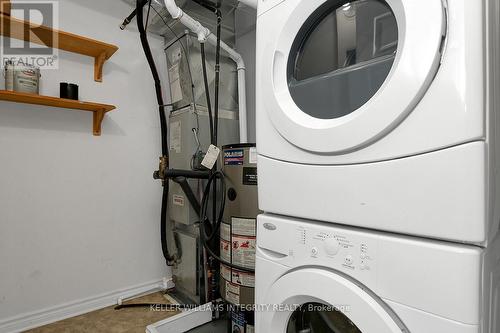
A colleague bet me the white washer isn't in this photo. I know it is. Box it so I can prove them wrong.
[255,214,500,333]
[256,0,500,244]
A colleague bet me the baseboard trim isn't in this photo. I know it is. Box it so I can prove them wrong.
[0,279,164,333]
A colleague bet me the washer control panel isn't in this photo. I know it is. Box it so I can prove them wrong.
[258,216,378,285]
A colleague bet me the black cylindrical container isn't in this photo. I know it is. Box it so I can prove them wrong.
[60,82,79,100]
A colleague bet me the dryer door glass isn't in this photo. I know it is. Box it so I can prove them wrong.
[288,0,398,120]
[286,302,362,333]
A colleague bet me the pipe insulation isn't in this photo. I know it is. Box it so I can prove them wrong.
[163,0,248,143]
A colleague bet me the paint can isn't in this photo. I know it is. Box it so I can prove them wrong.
[4,62,41,94]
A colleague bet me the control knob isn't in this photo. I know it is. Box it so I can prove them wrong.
[324,237,341,256]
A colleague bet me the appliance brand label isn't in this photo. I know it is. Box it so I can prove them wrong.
[224,149,244,165]
[263,223,277,231]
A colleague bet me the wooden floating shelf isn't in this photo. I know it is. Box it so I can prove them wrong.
[0,90,116,136]
[0,13,119,82]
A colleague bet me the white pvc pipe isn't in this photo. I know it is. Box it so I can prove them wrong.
[206,34,248,143]
[164,0,210,42]
[163,0,248,143]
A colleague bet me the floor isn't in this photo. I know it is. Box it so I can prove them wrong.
[24,292,180,333]
[187,316,229,333]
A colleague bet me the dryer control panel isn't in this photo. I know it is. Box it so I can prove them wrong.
[258,215,378,286]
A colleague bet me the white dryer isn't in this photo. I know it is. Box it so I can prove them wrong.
[255,214,500,333]
[256,0,500,244]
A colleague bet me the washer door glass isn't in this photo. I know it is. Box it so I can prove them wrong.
[262,0,445,153]
[287,302,362,333]
[258,268,407,332]
[288,0,398,120]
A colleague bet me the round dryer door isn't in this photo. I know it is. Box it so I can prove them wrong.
[259,268,407,332]
[262,0,445,153]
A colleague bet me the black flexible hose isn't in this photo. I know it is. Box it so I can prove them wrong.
[160,184,173,264]
[136,0,169,157]
[200,171,226,242]
[199,172,255,273]
[136,0,174,265]
[195,3,251,274]
[120,9,138,30]
[145,0,152,30]
[213,8,222,146]
[200,43,214,144]
[211,7,222,228]
[120,0,148,30]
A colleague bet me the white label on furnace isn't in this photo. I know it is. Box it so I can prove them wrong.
[172,194,185,207]
[232,236,256,269]
[221,223,231,241]
[169,121,182,153]
[249,147,257,164]
[225,281,240,305]
[232,218,256,237]
[201,145,220,169]
[232,270,255,288]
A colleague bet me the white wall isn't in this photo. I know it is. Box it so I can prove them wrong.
[0,0,171,330]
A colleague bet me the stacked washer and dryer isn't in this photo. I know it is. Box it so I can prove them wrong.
[254,0,500,332]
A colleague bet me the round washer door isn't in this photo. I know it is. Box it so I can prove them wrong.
[262,0,445,153]
[259,268,407,332]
